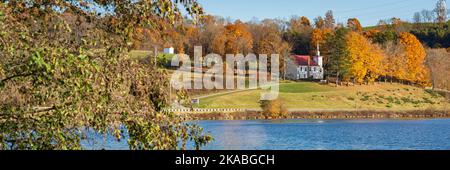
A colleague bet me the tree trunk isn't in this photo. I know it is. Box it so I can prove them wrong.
[336,72,340,87]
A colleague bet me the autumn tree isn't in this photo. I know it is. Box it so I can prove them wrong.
[215,20,253,55]
[199,15,226,54]
[426,49,450,90]
[300,16,312,27]
[347,18,363,32]
[314,16,325,29]
[398,32,430,86]
[284,16,313,54]
[260,99,288,118]
[390,17,412,33]
[132,27,163,50]
[211,32,227,55]
[249,19,291,77]
[182,23,202,56]
[164,26,186,53]
[381,42,408,83]
[345,31,384,84]
[311,28,332,48]
[250,19,290,55]
[131,17,170,50]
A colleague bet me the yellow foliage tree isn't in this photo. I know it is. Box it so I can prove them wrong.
[398,32,430,86]
[382,42,408,82]
[311,28,332,50]
[261,99,288,118]
[345,32,383,84]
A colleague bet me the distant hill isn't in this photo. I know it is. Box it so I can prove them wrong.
[366,21,450,48]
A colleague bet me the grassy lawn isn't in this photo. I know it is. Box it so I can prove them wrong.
[279,82,334,93]
[129,50,153,59]
[195,82,448,110]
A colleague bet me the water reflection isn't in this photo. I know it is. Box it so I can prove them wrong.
[206,120,268,150]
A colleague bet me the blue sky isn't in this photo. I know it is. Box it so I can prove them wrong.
[197,0,441,26]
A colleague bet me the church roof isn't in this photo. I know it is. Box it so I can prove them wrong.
[291,55,319,66]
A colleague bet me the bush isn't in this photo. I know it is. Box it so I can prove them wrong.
[157,54,175,67]
[260,99,289,118]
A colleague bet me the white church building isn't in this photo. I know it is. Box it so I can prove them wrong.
[285,49,324,80]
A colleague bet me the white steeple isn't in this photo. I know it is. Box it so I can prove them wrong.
[316,43,321,56]
[316,43,323,68]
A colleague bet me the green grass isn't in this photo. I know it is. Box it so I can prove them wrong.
[195,82,448,110]
[278,82,333,93]
[129,50,153,59]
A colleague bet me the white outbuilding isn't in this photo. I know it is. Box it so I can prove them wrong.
[163,47,175,54]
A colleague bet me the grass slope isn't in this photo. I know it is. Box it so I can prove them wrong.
[196,82,448,110]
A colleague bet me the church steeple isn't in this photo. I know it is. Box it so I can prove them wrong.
[316,43,321,56]
[315,43,323,68]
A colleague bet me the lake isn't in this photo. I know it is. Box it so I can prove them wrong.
[83,119,450,150]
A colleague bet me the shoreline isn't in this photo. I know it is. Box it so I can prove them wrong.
[179,109,450,121]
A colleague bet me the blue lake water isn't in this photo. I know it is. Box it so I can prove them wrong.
[83,119,450,150]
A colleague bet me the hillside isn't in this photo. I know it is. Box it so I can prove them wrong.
[366,21,450,48]
[195,82,449,111]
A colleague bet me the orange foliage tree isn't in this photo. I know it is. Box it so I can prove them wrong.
[314,16,325,29]
[211,32,226,55]
[300,16,311,27]
[289,16,311,31]
[165,28,185,53]
[181,25,201,56]
[363,29,380,40]
[311,28,332,51]
[398,32,430,86]
[382,42,408,82]
[250,20,290,55]
[347,18,363,32]
[345,32,384,84]
[221,20,253,55]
